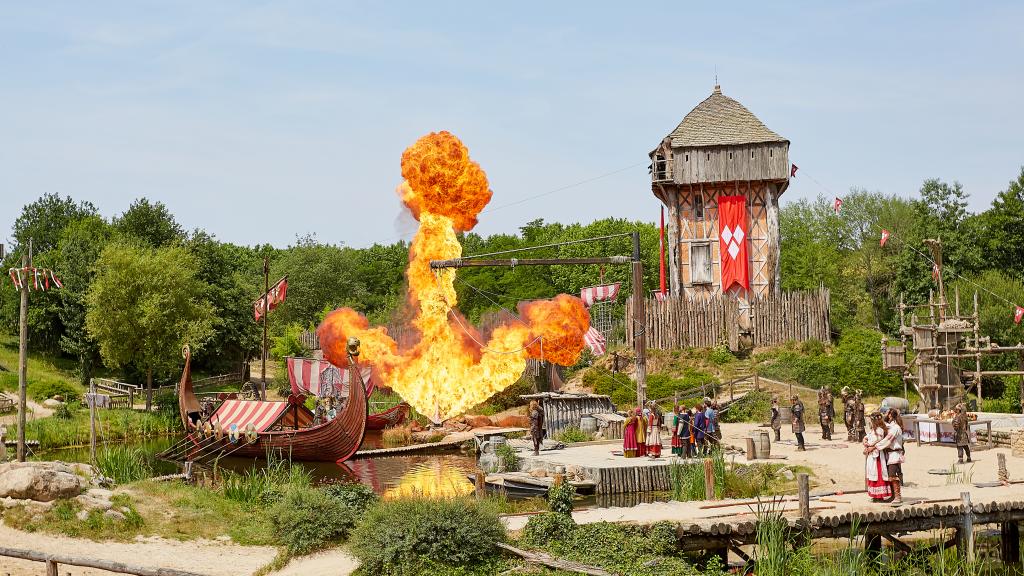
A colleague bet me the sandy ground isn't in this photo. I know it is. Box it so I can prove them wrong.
[266,549,360,576]
[0,395,53,427]
[0,525,279,576]
[504,420,1024,531]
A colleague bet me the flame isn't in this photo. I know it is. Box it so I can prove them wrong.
[318,131,589,421]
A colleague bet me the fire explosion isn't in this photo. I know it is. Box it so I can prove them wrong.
[317,131,590,422]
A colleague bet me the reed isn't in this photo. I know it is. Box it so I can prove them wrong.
[382,425,413,448]
[15,408,179,450]
[221,452,312,506]
[96,445,153,483]
[668,448,726,501]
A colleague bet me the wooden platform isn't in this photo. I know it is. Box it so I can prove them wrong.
[517,441,693,495]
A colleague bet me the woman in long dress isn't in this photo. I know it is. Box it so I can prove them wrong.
[623,407,640,458]
[863,413,893,502]
[670,405,683,456]
[636,407,648,457]
[646,402,663,459]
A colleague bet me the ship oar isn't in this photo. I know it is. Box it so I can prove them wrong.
[158,434,200,459]
[164,433,219,461]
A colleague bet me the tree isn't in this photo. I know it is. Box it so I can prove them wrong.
[57,216,112,384]
[982,167,1024,277]
[86,242,214,410]
[114,198,185,248]
[12,193,97,254]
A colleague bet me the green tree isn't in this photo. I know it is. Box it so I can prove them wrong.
[981,167,1024,277]
[86,242,214,410]
[56,216,113,384]
[12,193,98,254]
[271,235,370,328]
[114,198,185,248]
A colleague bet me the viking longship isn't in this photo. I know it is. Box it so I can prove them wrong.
[167,345,367,463]
[286,356,409,431]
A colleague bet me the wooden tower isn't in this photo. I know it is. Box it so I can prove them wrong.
[650,85,789,302]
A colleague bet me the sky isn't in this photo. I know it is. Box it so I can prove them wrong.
[2,1,1022,250]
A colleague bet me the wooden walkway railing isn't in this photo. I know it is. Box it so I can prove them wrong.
[0,546,208,576]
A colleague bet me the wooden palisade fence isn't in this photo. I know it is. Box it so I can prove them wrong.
[628,288,830,350]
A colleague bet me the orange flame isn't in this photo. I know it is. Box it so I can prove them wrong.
[318,131,589,421]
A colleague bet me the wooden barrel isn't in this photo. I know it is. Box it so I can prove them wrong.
[580,416,598,435]
[756,431,771,458]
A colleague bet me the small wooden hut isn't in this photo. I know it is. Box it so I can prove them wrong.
[650,85,789,301]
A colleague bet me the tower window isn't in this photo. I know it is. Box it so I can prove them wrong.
[694,193,705,220]
[685,154,689,162]
[729,152,733,160]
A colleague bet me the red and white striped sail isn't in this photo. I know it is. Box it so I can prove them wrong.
[584,326,607,356]
[580,283,621,307]
[211,400,290,432]
[287,356,374,398]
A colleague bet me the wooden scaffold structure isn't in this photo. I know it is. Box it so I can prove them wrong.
[882,239,1024,411]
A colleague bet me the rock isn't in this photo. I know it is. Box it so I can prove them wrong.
[496,415,531,428]
[464,415,494,428]
[0,461,83,502]
[43,398,64,408]
[780,468,795,481]
[528,468,548,478]
[215,535,232,542]
[478,453,499,473]
[76,488,114,511]
[76,509,90,521]
[103,509,126,521]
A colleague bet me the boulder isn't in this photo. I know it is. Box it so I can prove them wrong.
[528,468,548,478]
[43,398,64,408]
[464,415,494,428]
[103,509,126,521]
[76,488,114,511]
[0,461,83,502]
[495,415,530,428]
[76,509,90,521]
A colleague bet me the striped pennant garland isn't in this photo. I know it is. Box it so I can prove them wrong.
[8,269,21,290]
[1015,306,1024,325]
[50,270,63,289]
[33,268,41,290]
[584,326,607,356]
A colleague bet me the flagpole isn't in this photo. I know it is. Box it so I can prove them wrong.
[261,256,269,401]
[16,238,32,462]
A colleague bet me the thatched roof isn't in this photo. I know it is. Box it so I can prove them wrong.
[667,85,786,148]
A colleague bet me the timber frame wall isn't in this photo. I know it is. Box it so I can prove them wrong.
[626,288,831,350]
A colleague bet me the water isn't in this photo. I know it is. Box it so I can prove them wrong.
[31,432,480,499]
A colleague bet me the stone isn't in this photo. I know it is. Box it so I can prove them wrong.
[42,398,64,408]
[529,468,548,478]
[0,461,83,502]
[464,415,494,428]
[76,509,90,521]
[495,415,531,428]
[779,468,795,481]
[76,488,114,511]
[103,509,126,521]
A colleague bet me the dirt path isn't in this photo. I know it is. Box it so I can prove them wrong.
[0,525,278,576]
[266,549,360,576]
[0,395,53,426]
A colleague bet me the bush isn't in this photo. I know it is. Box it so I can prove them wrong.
[0,373,85,403]
[349,498,506,575]
[270,487,355,555]
[707,345,736,365]
[382,425,412,448]
[554,425,590,443]
[547,482,576,515]
[520,512,576,547]
[496,443,519,471]
[585,369,717,408]
[721,390,771,423]
[323,482,378,514]
[541,521,699,576]
[153,389,178,414]
[53,401,77,420]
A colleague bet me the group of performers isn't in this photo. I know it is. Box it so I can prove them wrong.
[622,399,721,459]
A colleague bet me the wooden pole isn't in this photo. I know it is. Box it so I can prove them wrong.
[17,238,31,463]
[1001,522,1020,567]
[474,470,485,499]
[960,491,975,563]
[798,473,810,523]
[260,256,269,401]
[0,546,209,576]
[631,232,647,407]
[703,458,715,500]
[90,378,97,466]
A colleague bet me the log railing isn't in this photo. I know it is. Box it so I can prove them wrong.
[0,546,208,576]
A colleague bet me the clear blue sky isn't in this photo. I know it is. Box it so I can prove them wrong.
[3,2,1022,249]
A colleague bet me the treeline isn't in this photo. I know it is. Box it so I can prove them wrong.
[2,167,1022,397]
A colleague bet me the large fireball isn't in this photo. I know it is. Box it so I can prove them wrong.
[318,131,590,422]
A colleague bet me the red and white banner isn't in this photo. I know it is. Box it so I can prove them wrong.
[880,230,890,247]
[583,326,606,356]
[833,197,843,214]
[932,263,940,282]
[718,195,750,291]
[790,164,798,177]
[1015,306,1024,325]
[580,283,621,307]
[7,267,61,291]
[287,357,324,397]
[254,276,288,321]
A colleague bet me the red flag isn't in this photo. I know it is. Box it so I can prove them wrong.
[659,206,666,297]
[880,229,890,247]
[718,195,750,291]
[1015,306,1024,325]
[833,197,843,214]
[790,164,798,177]
[254,277,289,321]
[932,263,940,281]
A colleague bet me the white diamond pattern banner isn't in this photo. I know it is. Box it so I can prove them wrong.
[717,195,750,290]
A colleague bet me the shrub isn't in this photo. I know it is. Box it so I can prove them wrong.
[554,425,590,443]
[323,482,378,514]
[153,389,178,414]
[547,481,576,516]
[53,401,76,420]
[707,345,736,365]
[496,443,519,471]
[270,487,355,555]
[96,445,153,483]
[349,498,505,574]
[382,425,412,448]
[721,390,771,423]
[542,521,698,576]
[586,369,717,408]
[520,512,576,547]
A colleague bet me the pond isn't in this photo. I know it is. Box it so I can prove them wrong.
[32,432,481,500]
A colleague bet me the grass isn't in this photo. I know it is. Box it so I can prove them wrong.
[0,333,81,387]
[11,406,180,450]
[554,425,592,443]
[669,449,727,500]
[3,495,145,540]
[381,425,412,447]
[96,445,154,483]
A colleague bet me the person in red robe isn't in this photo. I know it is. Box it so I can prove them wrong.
[623,408,640,458]
[863,413,893,502]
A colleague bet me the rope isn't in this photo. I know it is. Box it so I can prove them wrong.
[458,232,634,260]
